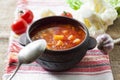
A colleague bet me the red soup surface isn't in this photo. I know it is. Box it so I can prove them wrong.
[31,23,86,50]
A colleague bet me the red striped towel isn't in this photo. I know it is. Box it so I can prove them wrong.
[2,0,114,80]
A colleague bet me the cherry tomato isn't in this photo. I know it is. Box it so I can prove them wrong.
[11,18,27,35]
[61,11,73,18]
[19,9,34,24]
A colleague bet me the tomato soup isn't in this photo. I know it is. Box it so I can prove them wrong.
[31,23,86,50]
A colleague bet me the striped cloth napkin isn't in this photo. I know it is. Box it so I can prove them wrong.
[2,0,114,80]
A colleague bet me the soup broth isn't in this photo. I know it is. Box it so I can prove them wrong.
[31,23,86,50]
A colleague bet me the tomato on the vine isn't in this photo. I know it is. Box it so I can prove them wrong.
[61,11,73,18]
[11,18,27,35]
[19,9,34,24]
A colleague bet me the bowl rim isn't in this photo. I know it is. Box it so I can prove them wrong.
[26,16,89,52]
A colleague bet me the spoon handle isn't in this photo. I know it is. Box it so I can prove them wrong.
[7,63,22,80]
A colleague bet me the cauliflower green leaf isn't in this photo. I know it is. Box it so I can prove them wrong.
[66,0,83,10]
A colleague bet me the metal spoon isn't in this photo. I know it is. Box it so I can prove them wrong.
[7,39,47,80]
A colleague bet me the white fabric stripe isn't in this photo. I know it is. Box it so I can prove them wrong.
[3,72,113,80]
[13,69,112,75]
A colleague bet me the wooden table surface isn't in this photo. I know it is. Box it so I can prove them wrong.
[107,18,120,80]
[0,0,120,80]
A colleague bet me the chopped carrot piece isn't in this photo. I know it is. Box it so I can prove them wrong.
[54,35,64,40]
